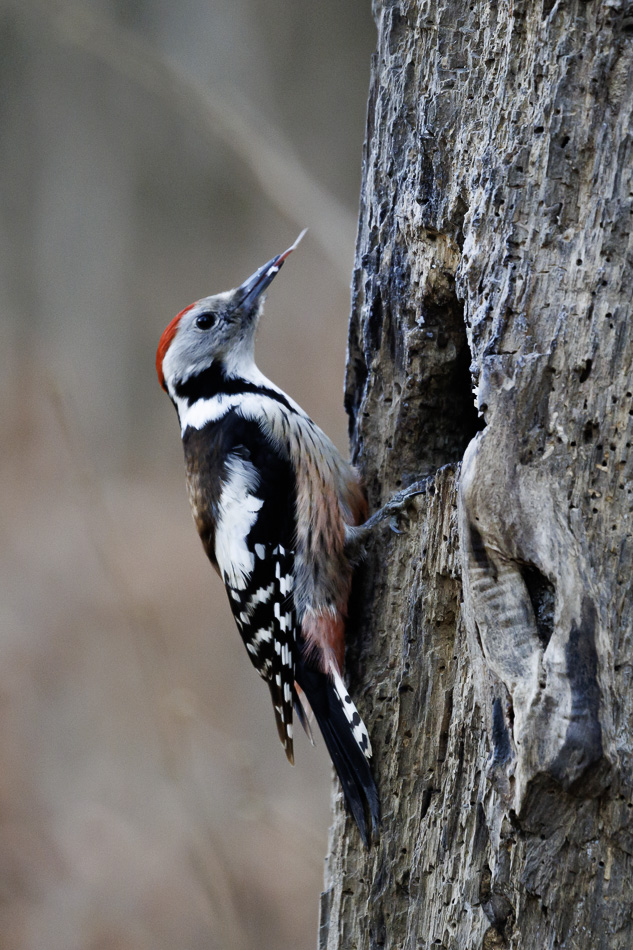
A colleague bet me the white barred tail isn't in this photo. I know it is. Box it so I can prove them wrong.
[331,668,372,759]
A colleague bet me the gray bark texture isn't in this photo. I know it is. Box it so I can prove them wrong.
[320,1,633,948]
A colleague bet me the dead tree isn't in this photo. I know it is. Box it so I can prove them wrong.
[320,2,633,947]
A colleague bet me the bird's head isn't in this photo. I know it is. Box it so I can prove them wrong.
[156,229,306,395]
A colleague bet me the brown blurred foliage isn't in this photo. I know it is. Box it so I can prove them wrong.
[0,1,374,947]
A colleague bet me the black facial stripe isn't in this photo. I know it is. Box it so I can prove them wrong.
[175,363,297,412]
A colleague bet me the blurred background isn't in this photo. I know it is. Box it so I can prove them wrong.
[0,2,375,947]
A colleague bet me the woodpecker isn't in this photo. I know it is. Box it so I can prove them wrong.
[157,231,381,844]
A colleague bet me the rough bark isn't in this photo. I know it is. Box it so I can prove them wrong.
[320,2,633,948]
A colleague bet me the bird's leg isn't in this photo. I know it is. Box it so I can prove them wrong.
[345,476,433,561]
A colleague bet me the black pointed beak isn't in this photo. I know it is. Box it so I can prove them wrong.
[233,229,307,310]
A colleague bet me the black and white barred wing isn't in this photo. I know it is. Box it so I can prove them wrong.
[225,544,297,762]
[214,449,298,763]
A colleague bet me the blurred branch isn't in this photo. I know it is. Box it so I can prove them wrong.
[48,372,328,895]
[46,375,248,950]
[15,0,357,282]
[47,371,326,917]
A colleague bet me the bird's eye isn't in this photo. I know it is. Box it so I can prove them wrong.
[196,312,216,330]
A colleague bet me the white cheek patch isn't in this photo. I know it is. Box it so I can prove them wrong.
[215,456,263,590]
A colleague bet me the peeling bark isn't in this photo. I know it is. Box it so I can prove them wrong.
[321,1,633,947]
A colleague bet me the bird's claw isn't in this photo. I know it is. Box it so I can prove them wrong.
[354,475,432,542]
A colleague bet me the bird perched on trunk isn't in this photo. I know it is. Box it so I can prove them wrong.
[156,232,418,844]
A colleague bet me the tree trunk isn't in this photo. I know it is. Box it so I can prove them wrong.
[320,2,633,947]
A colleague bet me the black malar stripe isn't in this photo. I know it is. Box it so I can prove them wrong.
[175,363,297,412]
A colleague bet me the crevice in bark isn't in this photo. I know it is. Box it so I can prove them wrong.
[346,239,483,500]
[410,272,484,476]
[519,565,556,649]
[491,696,513,766]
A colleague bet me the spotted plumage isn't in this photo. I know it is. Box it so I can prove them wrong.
[227,542,296,758]
[157,233,379,844]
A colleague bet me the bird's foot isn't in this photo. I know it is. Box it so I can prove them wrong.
[345,476,432,559]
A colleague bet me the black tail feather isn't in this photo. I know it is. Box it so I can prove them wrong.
[296,665,380,846]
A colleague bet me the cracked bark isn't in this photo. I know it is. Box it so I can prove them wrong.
[320,2,633,948]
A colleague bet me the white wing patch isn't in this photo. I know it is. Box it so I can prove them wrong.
[332,668,372,760]
[176,392,242,432]
[215,455,263,590]
[175,387,306,436]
